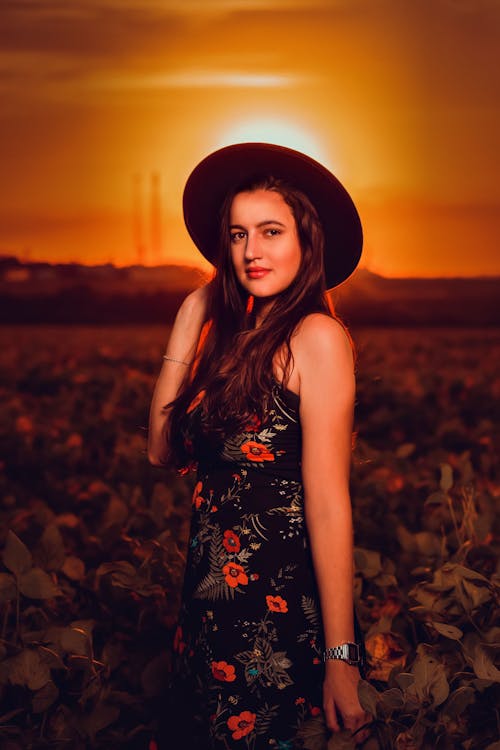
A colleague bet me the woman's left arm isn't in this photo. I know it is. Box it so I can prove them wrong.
[295,313,370,743]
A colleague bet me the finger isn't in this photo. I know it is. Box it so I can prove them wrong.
[351,716,372,745]
[355,732,369,746]
[323,701,340,733]
[341,710,361,732]
[353,726,370,744]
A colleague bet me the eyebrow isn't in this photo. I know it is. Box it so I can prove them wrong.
[229,220,286,230]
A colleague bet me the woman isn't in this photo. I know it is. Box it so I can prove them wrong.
[148,143,370,748]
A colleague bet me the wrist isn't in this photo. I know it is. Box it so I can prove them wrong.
[324,659,361,685]
[162,355,192,366]
[323,641,361,666]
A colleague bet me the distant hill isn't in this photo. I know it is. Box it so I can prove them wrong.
[330,268,499,325]
[0,255,498,325]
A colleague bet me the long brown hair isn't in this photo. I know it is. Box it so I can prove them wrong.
[165,175,353,469]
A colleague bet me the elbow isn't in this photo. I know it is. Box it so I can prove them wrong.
[304,491,353,527]
[147,451,167,467]
[147,433,169,467]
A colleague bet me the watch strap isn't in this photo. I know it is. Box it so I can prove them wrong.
[323,641,361,665]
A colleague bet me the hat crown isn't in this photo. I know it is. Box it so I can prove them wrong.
[183,142,362,290]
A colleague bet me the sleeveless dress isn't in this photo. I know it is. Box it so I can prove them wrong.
[166,377,365,749]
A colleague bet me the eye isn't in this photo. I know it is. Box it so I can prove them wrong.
[230,231,246,243]
[265,228,281,237]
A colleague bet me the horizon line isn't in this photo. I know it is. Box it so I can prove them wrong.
[1,253,499,282]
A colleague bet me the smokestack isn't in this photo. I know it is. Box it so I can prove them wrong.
[150,171,162,263]
[133,173,146,265]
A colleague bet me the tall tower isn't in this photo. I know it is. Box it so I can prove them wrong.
[150,171,162,264]
[133,173,146,265]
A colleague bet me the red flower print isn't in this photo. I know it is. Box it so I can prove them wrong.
[295,697,306,705]
[211,660,236,682]
[240,441,274,462]
[227,710,256,739]
[187,389,206,414]
[243,414,261,432]
[191,481,204,509]
[223,562,248,588]
[310,706,321,717]
[266,595,288,613]
[223,530,241,554]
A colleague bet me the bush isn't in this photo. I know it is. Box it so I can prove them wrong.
[0,325,498,749]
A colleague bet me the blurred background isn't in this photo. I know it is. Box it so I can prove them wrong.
[0,2,498,749]
[1,0,499,326]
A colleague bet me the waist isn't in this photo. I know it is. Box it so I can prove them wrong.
[196,457,302,484]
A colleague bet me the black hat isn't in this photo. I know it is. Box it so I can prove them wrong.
[182,142,363,290]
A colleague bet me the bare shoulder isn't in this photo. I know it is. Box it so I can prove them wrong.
[291,313,355,414]
[292,313,354,367]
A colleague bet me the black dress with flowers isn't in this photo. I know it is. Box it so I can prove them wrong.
[166,378,364,749]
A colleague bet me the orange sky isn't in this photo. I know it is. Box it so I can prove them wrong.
[1,0,499,277]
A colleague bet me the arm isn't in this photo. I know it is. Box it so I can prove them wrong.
[147,283,211,466]
[295,313,369,742]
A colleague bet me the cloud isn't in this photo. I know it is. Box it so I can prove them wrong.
[2,0,351,13]
[89,70,310,89]
[0,1,189,60]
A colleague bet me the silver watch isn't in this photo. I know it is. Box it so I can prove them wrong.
[323,642,361,665]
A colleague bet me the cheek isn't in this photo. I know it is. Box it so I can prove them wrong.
[286,242,302,275]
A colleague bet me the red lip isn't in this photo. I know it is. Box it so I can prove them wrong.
[246,267,270,275]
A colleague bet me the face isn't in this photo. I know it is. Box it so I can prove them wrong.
[229,189,302,302]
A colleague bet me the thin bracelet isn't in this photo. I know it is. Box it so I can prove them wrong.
[163,355,192,366]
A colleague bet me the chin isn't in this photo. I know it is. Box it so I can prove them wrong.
[248,287,281,299]
[242,280,289,297]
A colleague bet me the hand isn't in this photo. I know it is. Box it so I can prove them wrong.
[179,279,213,326]
[149,280,214,466]
[323,660,371,744]
[166,280,213,363]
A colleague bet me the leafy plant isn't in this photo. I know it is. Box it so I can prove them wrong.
[0,325,498,748]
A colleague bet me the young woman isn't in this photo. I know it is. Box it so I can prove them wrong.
[148,143,370,748]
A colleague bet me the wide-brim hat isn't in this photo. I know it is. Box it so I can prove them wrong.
[182,142,363,290]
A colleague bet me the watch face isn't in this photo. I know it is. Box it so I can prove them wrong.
[348,643,360,662]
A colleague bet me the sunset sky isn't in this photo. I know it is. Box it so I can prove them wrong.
[1,0,499,277]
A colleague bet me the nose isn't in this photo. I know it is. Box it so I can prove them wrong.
[244,231,262,261]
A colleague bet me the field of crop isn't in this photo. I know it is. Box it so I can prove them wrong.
[0,325,498,750]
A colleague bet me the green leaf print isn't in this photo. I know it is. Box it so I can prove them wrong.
[235,636,293,691]
[255,703,280,735]
[301,595,320,627]
[208,526,225,572]
[257,428,276,442]
[194,526,230,601]
[194,574,230,601]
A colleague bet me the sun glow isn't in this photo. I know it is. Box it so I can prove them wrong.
[213,119,330,167]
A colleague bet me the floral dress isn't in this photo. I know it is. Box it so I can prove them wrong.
[167,378,364,749]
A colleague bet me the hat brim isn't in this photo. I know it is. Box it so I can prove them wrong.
[182,142,363,290]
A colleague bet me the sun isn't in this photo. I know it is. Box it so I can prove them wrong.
[212,118,330,166]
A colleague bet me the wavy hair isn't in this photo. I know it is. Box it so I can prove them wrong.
[164,175,354,469]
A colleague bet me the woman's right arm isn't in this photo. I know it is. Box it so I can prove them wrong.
[147,282,211,466]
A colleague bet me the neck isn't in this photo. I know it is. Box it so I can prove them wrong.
[253,297,277,328]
